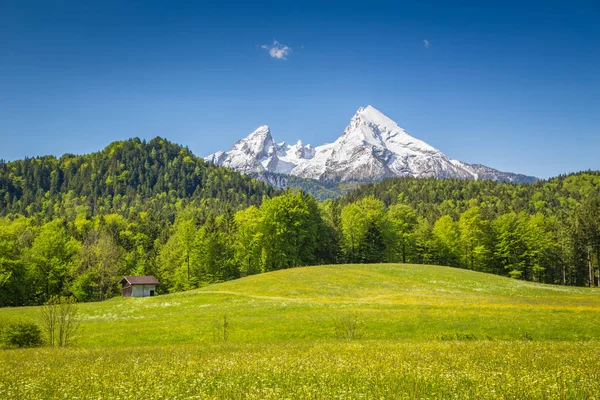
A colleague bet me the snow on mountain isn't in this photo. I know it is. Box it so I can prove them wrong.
[205,125,319,176]
[450,160,537,183]
[205,106,537,184]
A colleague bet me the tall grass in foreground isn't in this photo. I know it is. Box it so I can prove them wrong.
[1,341,598,399]
[2,265,599,398]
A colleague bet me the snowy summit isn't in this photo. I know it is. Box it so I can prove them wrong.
[205,106,536,184]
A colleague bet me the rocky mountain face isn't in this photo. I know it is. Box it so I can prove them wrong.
[206,106,537,184]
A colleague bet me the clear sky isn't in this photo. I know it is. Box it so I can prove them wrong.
[1,0,598,178]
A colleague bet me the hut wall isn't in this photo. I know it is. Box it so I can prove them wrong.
[132,285,156,298]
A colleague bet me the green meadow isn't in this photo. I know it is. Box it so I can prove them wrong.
[2,264,600,399]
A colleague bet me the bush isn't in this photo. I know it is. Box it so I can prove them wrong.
[1,320,44,348]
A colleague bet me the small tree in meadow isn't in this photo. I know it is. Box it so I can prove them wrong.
[40,295,80,347]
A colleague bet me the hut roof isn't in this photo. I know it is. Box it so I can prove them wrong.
[120,276,160,285]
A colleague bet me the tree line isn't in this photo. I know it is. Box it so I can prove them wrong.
[1,137,600,306]
[333,173,600,286]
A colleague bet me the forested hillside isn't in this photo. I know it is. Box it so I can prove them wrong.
[333,173,600,286]
[0,138,279,306]
[1,137,600,307]
[0,137,276,217]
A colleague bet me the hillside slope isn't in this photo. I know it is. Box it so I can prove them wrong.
[1,264,598,347]
[0,137,277,217]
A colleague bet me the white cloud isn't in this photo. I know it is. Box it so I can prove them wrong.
[261,40,292,60]
[423,39,430,48]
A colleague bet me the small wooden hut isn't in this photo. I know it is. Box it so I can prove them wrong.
[120,276,160,298]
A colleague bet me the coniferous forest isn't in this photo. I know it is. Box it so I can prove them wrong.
[1,137,600,306]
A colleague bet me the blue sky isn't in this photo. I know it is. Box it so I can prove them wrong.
[0,0,598,178]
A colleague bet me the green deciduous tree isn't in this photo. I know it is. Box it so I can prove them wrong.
[234,206,263,276]
[27,220,80,302]
[260,192,319,270]
[340,196,386,263]
[72,230,123,301]
[432,215,460,267]
[493,212,525,278]
[458,206,489,271]
[386,203,418,263]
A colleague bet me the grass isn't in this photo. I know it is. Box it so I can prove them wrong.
[3,341,599,399]
[1,264,600,398]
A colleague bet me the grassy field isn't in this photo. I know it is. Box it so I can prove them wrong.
[1,264,600,399]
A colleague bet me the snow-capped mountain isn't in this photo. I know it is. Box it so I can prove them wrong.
[206,106,537,184]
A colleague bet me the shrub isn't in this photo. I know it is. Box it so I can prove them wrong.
[1,320,44,348]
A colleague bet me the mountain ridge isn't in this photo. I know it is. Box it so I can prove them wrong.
[206,105,538,184]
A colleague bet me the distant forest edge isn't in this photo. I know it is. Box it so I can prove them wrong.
[1,137,600,307]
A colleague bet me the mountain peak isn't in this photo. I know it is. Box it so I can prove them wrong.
[234,125,274,154]
[354,105,401,132]
[206,106,537,184]
[247,125,271,138]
